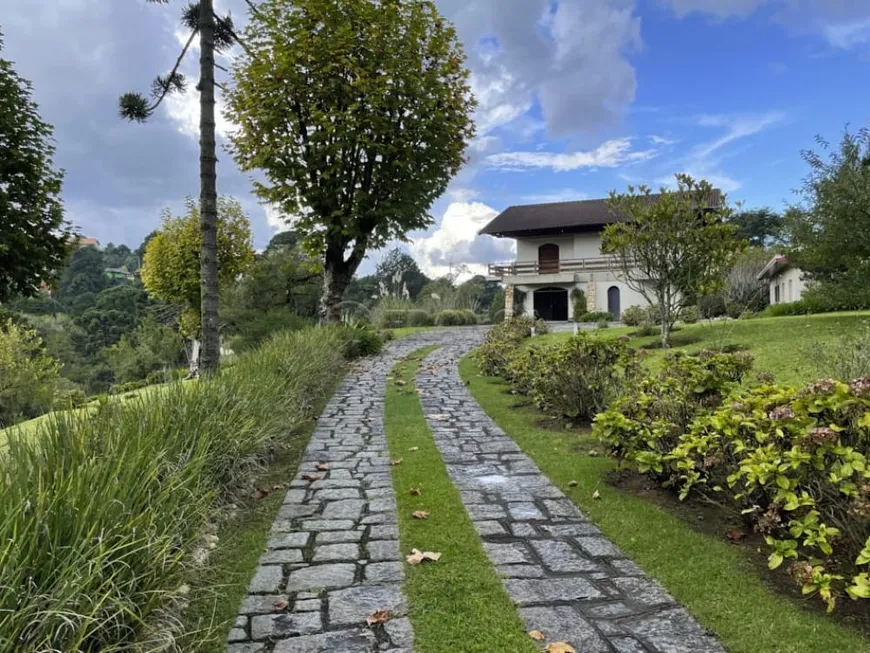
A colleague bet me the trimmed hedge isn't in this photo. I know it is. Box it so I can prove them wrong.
[433,309,477,326]
[579,311,614,323]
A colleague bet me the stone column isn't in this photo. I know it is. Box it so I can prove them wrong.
[504,284,515,321]
[586,280,596,313]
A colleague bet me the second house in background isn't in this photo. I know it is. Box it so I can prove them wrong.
[482,193,720,321]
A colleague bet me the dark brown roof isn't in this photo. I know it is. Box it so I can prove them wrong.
[479,191,722,238]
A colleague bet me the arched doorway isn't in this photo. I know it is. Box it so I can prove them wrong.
[534,287,568,321]
[538,244,560,274]
[607,286,620,319]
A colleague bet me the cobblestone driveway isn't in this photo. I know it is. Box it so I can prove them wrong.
[228,328,723,653]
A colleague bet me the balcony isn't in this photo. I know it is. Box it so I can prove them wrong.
[487,256,617,281]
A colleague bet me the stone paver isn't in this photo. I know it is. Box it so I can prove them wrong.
[416,332,723,653]
[228,332,449,652]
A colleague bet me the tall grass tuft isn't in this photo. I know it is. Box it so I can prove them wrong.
[0,327,349,652]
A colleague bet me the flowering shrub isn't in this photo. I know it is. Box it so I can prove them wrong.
[593,350,754,477]
[474,316,547,377]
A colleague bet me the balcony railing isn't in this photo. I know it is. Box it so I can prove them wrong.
[487,257,617,280]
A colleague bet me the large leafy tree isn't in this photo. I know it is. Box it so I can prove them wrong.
[227,0,476,322]
[120,0,241,374]
[730,208,785,248]
[603,175,744,348]
[787,128,870,306]
[0,31,73,301]
[141,197,253,375]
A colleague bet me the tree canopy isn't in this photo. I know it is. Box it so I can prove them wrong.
[787,128,870,307]
[0,31,72,301]
[729,208,785,248]
[376,249,430,300]
[603,175,744,347]
[141,197,254,342]
[227,0,476,322]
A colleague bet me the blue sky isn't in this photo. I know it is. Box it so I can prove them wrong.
[3,0,870,278]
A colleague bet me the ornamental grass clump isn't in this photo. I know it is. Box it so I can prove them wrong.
[0,327,349,651]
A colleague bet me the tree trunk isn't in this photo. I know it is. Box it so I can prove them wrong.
[320,262,350,324]
[659,293,671,349]
[187,338,201,378]
[198,0,220,376]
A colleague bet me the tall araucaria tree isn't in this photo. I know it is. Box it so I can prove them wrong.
[119,0,243,374]
[226,0,476,323]
[603,175,744,348]
[0,30,74,301]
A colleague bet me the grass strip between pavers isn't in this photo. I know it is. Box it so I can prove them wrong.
[459,354,870,653]
[385,347,537,653]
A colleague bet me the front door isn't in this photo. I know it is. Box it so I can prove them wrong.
[534,287,569,321]
[607,286,620,319]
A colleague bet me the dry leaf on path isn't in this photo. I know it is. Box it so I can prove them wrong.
[726,527,746,543]
[528,629,546,641]
[316,463,329,472]
[406,548,442,565]
[412,511,430,520]
[273,599,288,610]
[390,458,403,466]
[409,488,422,496]
[545,643,576,653]
[568,480,578,488]
[366,609,393,626]
[592,490,601,500]
[395,380,407,386]
[301,474,321,482]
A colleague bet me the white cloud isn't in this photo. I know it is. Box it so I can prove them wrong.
[660,0,766,19]
[521,189,589,204]
[410,202,514,279]
[649,134,678,146]
[824,18,870,49]
[692,111,785,160]
[655,171,742,193]
[486,138,657,172]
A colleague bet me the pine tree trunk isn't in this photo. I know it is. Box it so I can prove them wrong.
[198,0,220,375]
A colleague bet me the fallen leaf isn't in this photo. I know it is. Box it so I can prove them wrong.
[412,511,430,520]
[272,483,288,491]
[316,463,329,472]
[416,389,425,396]
[273,599,288,610]
[408,446,420,452]
[588,449,601,457]
[409,488,422,496]
[390,458,403,466]
[301,474,321,482]
[395,380,407,386]
[528,629,546,641]
[568,480,578,488]
[406,548,441,565]
[366,609,393,626]
[545,643,576,653]
[592,490,601,500]
[726,527,746,543]
[252,488,270,500]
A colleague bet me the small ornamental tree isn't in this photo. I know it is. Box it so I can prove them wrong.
[0,31,73,301]
[141,198,253,374]
[226,0,476,322]
[603,175,744,348]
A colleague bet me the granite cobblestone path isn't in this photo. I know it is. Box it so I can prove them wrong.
[416,330,724,653]
[228,332,447,653]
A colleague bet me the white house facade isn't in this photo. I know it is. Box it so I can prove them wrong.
[757,255,808,305]
[479,196,716,321]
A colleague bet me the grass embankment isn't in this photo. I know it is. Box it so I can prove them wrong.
[460,355,870,653]
[0,328,352,652]
[538,311,870,386]
[384,347,536,653]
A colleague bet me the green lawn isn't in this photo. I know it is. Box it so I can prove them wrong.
[460,355,870,653]
[384,347,537,653]
[535,312,870,386]
[389,326,440,339]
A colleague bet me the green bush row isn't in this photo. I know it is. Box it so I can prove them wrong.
[433,309,478,326]
[594,355,870,610]
[376,309,434,328]
[475,316,548,377]
[578,311,614,323]
[0,326,368,650]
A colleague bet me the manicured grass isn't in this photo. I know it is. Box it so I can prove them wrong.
[384,347,536,653]
[535,312,870,386]
[460,355,870,653]
[389,326,439,339]
[176,414,333,652]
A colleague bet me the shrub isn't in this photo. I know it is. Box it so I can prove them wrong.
[571,288,587,322]
[376,309,409,328]
[54,386,87,410]
[634,324,659,337]
[0,321,61,426]
[475,316,548,377]
[594,350,754,476]
[458,309,478,325]
[596,319,610,329]
[407,309,434,327]
[0,327,348,650]
[338,323,384,359]
[434,309,462,326]
[669,380,870,610]
[699,293,727,319]
[579,311,613,323]
[680,306,701,324]
[809,324,870,381]
[621,305,647,327]
[226,307,311,352]
[525,335,640,422]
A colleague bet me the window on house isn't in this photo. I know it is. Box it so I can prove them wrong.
[774,283,780,304]
[788,279,793,302]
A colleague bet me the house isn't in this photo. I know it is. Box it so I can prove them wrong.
[480,192,721,321]
[757,254,807,305]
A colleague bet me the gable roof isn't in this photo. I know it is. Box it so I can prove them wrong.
[757,255,790,280]
[479,190,723,238]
